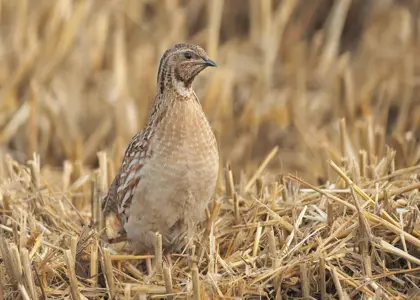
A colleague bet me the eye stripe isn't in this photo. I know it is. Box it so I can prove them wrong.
[157,48,188,83]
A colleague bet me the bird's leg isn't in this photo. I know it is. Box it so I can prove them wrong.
[164,252,173,268]
[146,257,153,275]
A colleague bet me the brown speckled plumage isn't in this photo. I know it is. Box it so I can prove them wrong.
[102,44,219,253]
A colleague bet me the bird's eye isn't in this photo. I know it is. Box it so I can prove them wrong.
[184,52,193,59]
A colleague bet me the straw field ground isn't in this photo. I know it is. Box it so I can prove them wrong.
[0,0,419,299]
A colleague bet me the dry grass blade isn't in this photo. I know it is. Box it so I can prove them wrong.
[64,250,82,300]
[331,266,346,300]
[102,248,116,298]
[20,248,38,300]
[245,146,278,193]
[191,264,201,300]
[163,264,174,300]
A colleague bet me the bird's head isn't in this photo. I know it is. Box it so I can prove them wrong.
[157,43,217,95]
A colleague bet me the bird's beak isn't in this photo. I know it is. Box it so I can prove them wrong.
[202,56,217,67]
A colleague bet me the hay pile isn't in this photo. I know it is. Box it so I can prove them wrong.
[0,0,420,299]
[1,135,420,299]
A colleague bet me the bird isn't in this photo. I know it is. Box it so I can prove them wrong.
[102,43,219,254]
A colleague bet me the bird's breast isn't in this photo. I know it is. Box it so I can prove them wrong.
[145,100,219,185]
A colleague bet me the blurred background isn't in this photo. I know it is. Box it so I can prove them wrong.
[0,0,419,184]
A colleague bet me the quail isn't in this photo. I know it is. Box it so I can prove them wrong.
[102,43,219,254]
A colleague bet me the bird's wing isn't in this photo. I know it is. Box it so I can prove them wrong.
[102,131,150,225]
[102,94,165,224]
